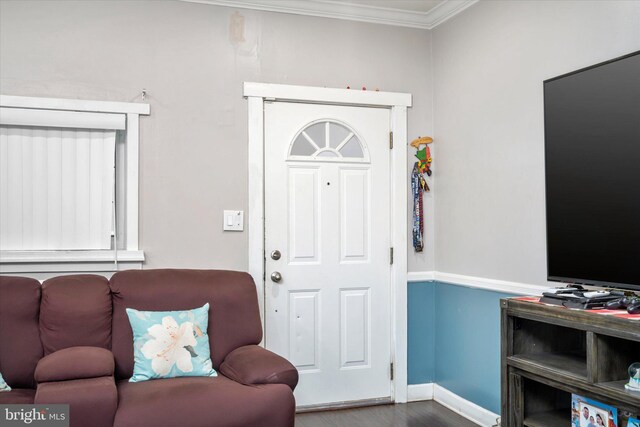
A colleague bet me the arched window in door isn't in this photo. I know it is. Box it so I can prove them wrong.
[288,120,369,163]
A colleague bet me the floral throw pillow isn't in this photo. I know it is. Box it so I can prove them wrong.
[125,303,217,382]
[0,372,10,391]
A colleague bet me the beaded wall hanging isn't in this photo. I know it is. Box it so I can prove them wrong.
[411,136,432,252]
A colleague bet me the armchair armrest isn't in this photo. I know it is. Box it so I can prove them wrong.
[220,345,298,391]
[35,377,117,427]
[34,347,117,427]
[35,346,114,383]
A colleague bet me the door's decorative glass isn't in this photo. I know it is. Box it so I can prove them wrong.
[289,120,369,162]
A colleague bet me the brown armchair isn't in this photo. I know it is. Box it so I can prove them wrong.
[0,270,298,427]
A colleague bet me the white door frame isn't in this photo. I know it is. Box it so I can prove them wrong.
[244,82,411,403]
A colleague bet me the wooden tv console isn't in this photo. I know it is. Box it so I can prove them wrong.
[501,297,640,427]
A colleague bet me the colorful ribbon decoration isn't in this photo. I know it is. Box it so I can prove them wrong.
[411,136,432,252]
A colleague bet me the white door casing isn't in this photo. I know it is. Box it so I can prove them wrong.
[244,83,411,404]
[265,102,391,407]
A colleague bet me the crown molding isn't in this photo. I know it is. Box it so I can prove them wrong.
[180,0,478,30]
[423,0,478,29]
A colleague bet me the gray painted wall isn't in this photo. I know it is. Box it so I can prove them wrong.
[432,0,640,285]
[0,0,435,273]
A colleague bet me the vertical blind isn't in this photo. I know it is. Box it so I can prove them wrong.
[0,126,117,250]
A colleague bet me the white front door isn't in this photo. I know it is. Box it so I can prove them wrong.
[264,101,392,408]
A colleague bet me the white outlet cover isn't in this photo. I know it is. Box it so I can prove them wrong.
[223,210,244,231]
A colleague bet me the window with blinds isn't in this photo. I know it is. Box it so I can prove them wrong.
[0,96,148,275]
[0,126,117,250]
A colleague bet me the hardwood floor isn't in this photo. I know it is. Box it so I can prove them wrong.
[295,401,482,427]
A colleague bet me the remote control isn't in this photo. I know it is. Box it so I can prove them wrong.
[544,287,582,294]
[583,291,610,298]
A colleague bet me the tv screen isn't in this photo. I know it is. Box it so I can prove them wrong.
[544,51,640,292]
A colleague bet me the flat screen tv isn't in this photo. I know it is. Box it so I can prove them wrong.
[544,51,640,292]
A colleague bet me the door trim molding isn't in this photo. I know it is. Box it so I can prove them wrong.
[245,82,411,403]
[245,82,411,107]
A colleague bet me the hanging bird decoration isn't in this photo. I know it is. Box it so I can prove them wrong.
[411,136,433,252]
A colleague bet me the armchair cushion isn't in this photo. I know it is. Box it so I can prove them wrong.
[0,389,35,404]
[35,346,114,383]
[114,376,294,427]
[40,275,112,355]
[220,345,298,391]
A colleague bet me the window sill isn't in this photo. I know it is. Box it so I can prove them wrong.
[0,250,144,275]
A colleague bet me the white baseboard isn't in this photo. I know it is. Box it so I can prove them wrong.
[407,383,434,402]
[433,384,499,427]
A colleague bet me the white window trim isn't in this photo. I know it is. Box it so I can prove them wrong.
[245,82,410,403]
[0,95,150,274]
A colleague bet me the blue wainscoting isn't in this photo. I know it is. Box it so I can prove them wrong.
[408,282,436,384]
[407,281,515,414]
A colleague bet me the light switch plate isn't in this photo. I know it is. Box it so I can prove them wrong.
[223,210,244,231]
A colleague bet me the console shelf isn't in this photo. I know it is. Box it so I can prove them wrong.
[523,408,567,427]
[501,298,640,427]
[508,353,587,380]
